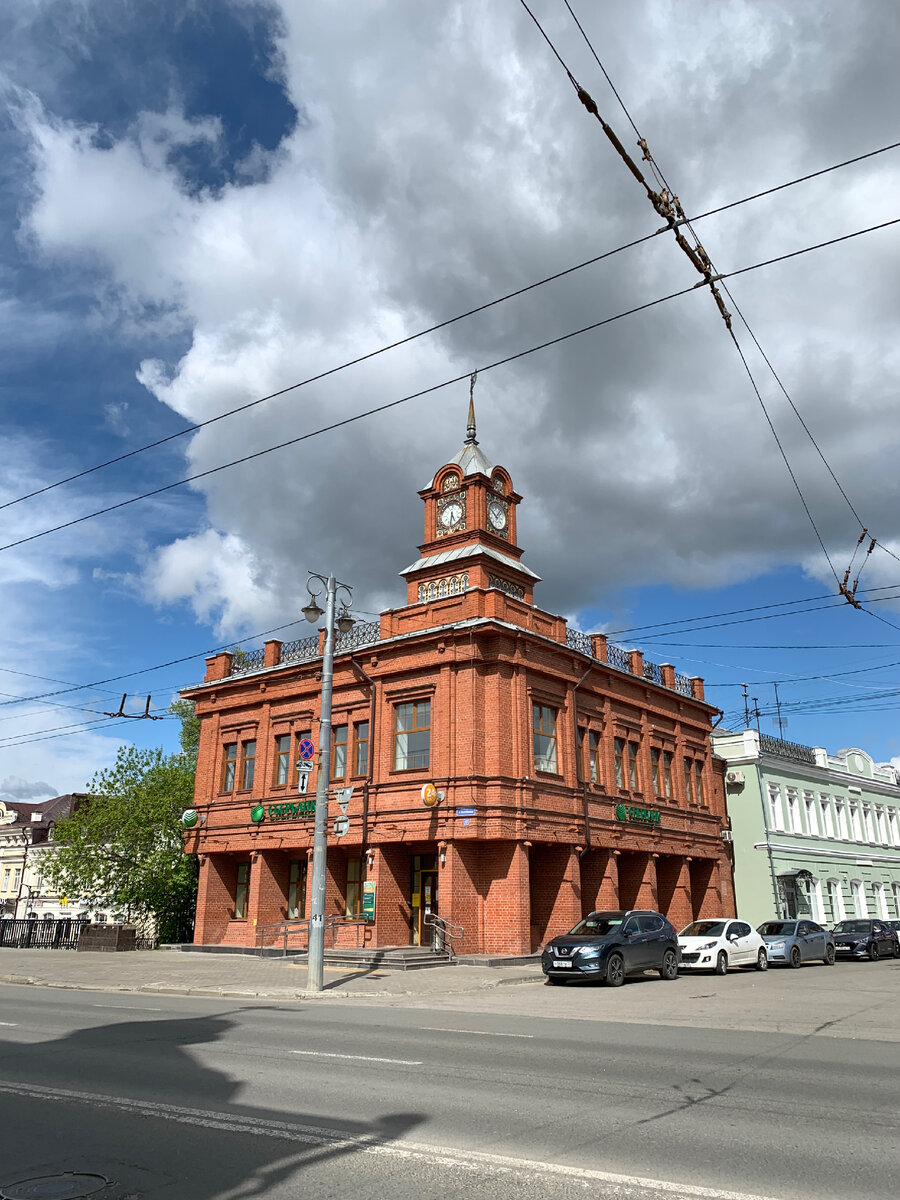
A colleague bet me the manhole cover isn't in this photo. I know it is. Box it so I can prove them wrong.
[0,1174,109,1200]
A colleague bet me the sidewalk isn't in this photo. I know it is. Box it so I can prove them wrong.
[0,948,542,1001]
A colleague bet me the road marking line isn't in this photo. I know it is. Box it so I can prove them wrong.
[418,1027,534,1039]
[92,1004,164,1012]
[0,1077,786,1199]
[290,1050,422,1065]
[0,1022,18,1026]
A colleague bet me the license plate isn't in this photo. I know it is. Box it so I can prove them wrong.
[553,960,573,968]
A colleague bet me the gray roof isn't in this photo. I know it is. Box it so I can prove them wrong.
[400,542,541,580]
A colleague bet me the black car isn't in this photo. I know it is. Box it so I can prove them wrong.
[541,909,679,986]
[831,919,899,961]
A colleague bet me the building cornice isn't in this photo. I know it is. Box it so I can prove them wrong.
[755,839,900,867]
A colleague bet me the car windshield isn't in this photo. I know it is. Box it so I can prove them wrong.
[680,920,728,937]
[758,922,797,936]
[833,921,870,934]
[568,915,623,937]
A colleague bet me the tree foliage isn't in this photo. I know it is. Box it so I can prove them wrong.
[47,701,199,938]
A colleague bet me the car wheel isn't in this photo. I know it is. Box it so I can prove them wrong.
[755,947,768,971]
[659,949,678,981]
[789,945,802,969]
[715,950,728,976]
[606,952,626,987]
[824,944,836,966]
[869,943,879,962]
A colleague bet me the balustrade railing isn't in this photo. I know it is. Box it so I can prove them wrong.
[674,673,693,697]
[280,635,320,666]
[229,647,266,677]
[759,733,817,765]
[642,659,662,685]
[607,643,630,671]
[335,621,381,653]
[566,628,593,657]
[0,917,89,950]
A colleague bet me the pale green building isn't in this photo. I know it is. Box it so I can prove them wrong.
[712,730,900,928]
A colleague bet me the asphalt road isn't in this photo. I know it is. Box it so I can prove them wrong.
[0,982,897,1200]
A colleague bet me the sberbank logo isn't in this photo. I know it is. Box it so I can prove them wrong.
[181,809,199,828]
[615,804,661,824]
[250,800,316,824]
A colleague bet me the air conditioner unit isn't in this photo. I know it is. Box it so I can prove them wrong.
[725,770,745,785]
[721,830,734,842]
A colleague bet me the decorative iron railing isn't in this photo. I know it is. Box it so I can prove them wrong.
[0,917,89,950]
[642,659,663,685]
[607,643,630,671]
[759,734,817,765]
[566,628,593,657]
[280,635,320,666]
[674,672,693,697]
[334,621,380,654]
[229,647,266,677]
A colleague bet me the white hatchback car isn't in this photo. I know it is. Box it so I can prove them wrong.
[678,919,768,975]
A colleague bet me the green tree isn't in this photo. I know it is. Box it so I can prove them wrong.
[47,701,199,942]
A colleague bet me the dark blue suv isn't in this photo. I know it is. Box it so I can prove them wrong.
[541,909,679,986]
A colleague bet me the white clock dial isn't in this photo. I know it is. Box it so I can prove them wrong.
[440,501,463,528]
[488,501,507,530]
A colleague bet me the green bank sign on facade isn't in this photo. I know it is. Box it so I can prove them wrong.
[250,800,316,824]
[615,804,661,825]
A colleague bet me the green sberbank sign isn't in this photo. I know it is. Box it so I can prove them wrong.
[615,803,661,825]
[251,800,316,824]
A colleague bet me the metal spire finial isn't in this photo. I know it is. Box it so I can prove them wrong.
[465,370,478,444]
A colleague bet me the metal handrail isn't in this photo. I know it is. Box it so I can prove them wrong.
[423,912,464,958]
[256,914,371,956]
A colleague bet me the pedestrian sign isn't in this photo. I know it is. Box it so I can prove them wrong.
[298,738,315,760]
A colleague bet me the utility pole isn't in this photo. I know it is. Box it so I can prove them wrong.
[773,682,785,741]
[742,683,750,729]
[301,572,355,993]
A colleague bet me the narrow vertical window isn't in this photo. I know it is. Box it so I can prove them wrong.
[221,742,237,792]
[274,734,292,786]
[651,747,662,795]
[331,725,348,779]
[346,859,361,917]
[576,727,586,783]
[589,731,600,784]
[394,700,431,770]
[694,761,705,806]
[663,751,673,799]
[240,740,256,790]
[288,859,307,919]
[627,742,639,790]
[234,862,251,919]
[532,704,558,773]
[683,757,695,804]
[614,738,625,789]
[354,721,370,776]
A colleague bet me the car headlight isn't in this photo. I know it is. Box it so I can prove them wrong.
[698,941,718,950]
[577,944,601,956]
[768,941,785,951]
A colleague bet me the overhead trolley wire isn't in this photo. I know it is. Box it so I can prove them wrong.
[2,152,899,517]
[526,0,900,607]
[2,215,898,557]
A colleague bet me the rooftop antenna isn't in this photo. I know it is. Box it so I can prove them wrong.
[773,682,786,740]
[742,683,750,729]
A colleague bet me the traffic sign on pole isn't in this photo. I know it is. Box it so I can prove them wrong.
[297,759,314,773]
[298,738,315,761]
[297,772,310,795]
[333,816,350,838]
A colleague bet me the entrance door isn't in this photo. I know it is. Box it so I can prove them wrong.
[409,854,439,946]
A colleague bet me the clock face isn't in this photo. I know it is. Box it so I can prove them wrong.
[488,501,507,531]
[440,500,463,528]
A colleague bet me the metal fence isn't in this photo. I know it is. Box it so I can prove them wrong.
[0,917,89,949]
[759,733,817,765]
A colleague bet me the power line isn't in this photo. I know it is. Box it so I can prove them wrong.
[3,151,899,518]
[3,214,898,557]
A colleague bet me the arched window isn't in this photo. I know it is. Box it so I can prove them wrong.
[850,880,868,918]
[826,879,845,922]
[872,881,888,919]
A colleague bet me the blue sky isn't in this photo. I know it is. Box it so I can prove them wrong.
[2,1,900,803]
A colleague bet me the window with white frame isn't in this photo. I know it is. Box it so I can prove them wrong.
[786,789,802,834]
[850,879,868,917]
[810,878,824,922]
[889,808,900,847]
[893,882,900,918]
[862,804,876,843]
[873,881,889,919]
[826,879,845,921]
[875,806,888,844]
[803,792,818,836]
[849,803,863,841]
[819,795,835,838]
[768,785,785,831]
[835,799,848,839]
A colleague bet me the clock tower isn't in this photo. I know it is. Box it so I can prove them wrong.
[400,393,540,605]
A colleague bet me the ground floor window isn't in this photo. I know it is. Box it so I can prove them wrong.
[288,859,307,919]
[826,879,845,921]
[346,859,361,917]
[235,862,251,919]
[850,879,868,918]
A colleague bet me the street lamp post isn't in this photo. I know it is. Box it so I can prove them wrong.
[302,572,355,993]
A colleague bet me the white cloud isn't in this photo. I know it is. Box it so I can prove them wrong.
[8,0,900,641]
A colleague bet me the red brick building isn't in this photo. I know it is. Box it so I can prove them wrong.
[183,403,734,953]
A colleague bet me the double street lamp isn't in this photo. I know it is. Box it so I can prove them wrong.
[302,572,355,993]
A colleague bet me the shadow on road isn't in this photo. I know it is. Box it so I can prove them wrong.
[0,1009,425,1200]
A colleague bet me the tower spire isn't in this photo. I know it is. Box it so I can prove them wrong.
[465,370,478,445]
